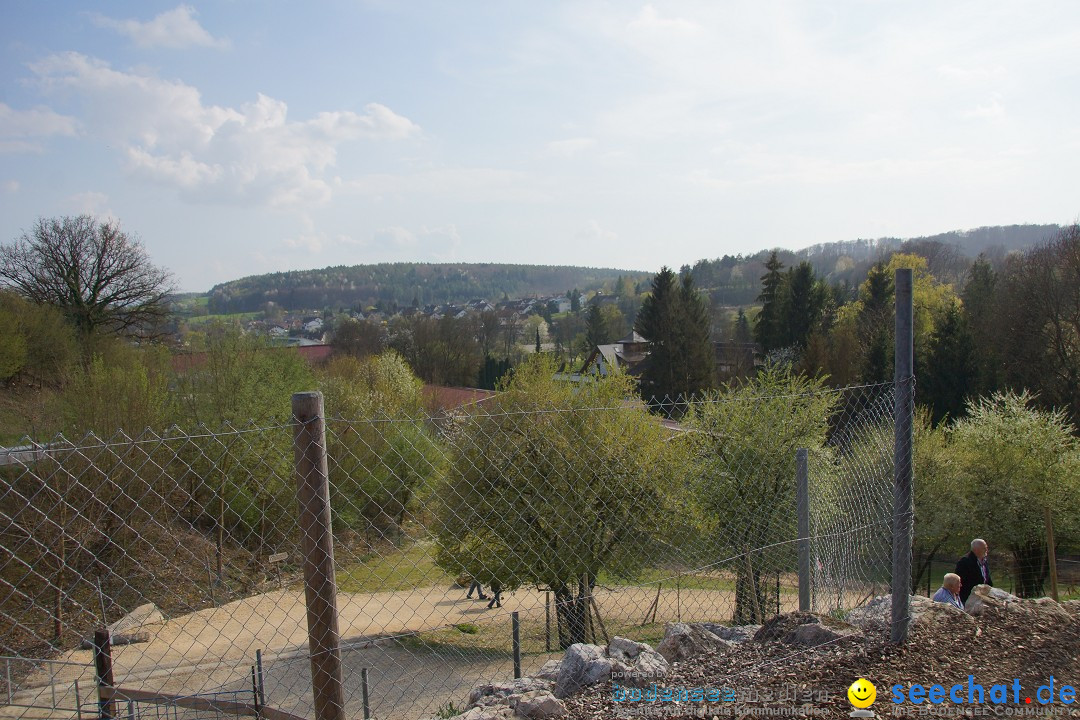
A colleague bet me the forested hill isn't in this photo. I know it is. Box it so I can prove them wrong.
[690,223,1062,307]
[207,263,647,314]
[206,224,1061,313]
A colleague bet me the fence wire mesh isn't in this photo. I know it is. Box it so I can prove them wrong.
[1,379,903,719]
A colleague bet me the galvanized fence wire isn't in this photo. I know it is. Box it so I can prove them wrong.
[0,379,901,719]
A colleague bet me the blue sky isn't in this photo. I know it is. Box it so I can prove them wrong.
[2,1,1079,292]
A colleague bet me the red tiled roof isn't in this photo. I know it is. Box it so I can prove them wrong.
[422,385,497,412]
[171,344,334,373]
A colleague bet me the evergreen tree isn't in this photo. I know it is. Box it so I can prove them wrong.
[858,262,894,383]
[636,268,679,401]
[962,257,1003,398]
[635,267,715,404]
[535,327,542,354]
[677,273,716,394]
[585,303,608,348]
[782,261,823,348]
[922,305,976,425]
[734,308,752,345]
[753,251,786,352]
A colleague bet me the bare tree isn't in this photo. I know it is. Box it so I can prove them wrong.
[1,215,174,339]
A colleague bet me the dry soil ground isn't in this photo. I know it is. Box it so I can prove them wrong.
[4,582,791,719]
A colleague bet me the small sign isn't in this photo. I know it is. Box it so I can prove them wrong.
[267,552,288,564]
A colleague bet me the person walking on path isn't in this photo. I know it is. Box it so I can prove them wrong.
[486,580,503,609]
[466,579,488,600]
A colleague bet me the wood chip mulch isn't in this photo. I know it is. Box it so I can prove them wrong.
[564,602,1080,719]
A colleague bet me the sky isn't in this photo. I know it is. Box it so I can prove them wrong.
[2,2,1079,292]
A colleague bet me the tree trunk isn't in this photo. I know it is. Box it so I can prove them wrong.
[553,584,588,649]
[733,555,767,624]
[1013,543,1046,598]
[216,476,225,584]
[53,513,66,643]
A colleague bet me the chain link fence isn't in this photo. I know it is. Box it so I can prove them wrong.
[1,378,903,719]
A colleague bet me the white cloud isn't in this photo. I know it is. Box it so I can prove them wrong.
[374,226,417,247]
[967,98,1005,119]
[545,137,595,157]
[27,53,420,207]
[0,103,79,153]
[282,233,325,254]
[372,224,462,258]
[346,168,547,203]
[1,180,19,193]
[66,191,116,220]
[575,220,618,244]
[90,5,229,50]
[627,5,702,36]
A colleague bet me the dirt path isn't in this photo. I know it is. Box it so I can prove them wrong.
[6,582,813,718]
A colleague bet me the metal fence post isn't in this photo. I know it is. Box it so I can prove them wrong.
[796,447,810,612]
[512,612,521,679]
[361,668,370,720]
[292,391,346,720]
[93,629,115,720]
[892,268,914,644]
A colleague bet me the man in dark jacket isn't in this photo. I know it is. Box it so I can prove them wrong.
[954,538,992,605]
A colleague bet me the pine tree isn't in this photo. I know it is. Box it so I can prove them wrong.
[858,262,894,383]
[585,304,607,348]
[754,251,786,353]
[734,308,752,345]
[635,268,679,402]
[782,262,822,349]
[535,327,542,354]
[962,257,1002,397]
[677,273,716,393]
[635,267,714,404]
[922,304,976,424]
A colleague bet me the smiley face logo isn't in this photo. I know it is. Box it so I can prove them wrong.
[848,678,877,709]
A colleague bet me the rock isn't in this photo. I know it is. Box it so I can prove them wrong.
[845,594,934,630]
[753,612,821,642]
[656,622,736,662]
[964,585,1019,615]
[110,603,164,634]
[780,623,843,647]
[606,636,648,661]
[468,678,553,707]
[459,707,514,720]
[700,623,761,643]
[606,636,669,687]
[513,690,567,719]
[534,660,561,681]
[79,603,163,649]
[553,644,613,699]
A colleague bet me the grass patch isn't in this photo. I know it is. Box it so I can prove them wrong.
[391,611,670,658]
[599,567,738,592]
[435,703,464,719]
[336,540,454,593]
[183,311,261,327]
[454,623,479,634]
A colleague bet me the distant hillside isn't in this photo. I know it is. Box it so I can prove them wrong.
[207,263,649,314]
[690,223,1061,306]
[204,224,1062,314]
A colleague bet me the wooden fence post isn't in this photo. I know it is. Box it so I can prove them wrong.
[93,629,115,720]
[292,392,345,720]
